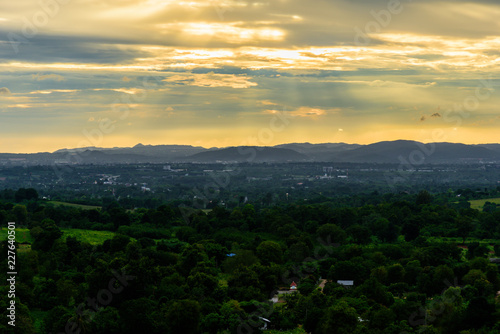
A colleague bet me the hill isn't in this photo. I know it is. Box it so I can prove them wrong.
[330,140,500,163]
[2,141,500,165]
[274,142,360,160]
[186,146,309,162]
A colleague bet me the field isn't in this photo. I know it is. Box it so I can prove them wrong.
[0,228,115,245]
[44,200,101,210]
[0,227,33,243]
[61,228,116,244]
[265,329,307,334]
[469,197,500,210]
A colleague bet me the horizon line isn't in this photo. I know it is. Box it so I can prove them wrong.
[2,139,500,155]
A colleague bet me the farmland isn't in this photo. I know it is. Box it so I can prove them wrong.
[469,197,500,210]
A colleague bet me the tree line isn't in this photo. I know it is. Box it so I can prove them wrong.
[0,189,500,333]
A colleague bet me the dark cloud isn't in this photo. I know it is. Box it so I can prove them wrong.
[0,87,11,95]
[191,66,285,77]
[0,32,151,64]
[410,54,447,61]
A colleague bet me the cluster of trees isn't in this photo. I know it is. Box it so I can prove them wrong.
[1,189,500,333]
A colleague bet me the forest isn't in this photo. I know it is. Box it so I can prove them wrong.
[1,187,500,333]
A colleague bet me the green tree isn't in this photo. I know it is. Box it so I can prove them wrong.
[416,190,432,205]
[12,204,28,224]
[15,188,38,202]
[298,277,317,296]
[201,313,225,334]
[0,296,35,334]
[256,240,283,265]
[368,306,397,330]
[42,305,72,334]
[462,297,496,329]
[31,218,63,252]
[433,265,455,292]
[178,244,208,276]
[91,307,121,334]
[387,264,405,284]
[222,249,259,274]
[329,260,367,283]
[347,224,371,244]
[317,223,347,244]
[355,277,394,306]
[120,298,157,334]
[109,234,131,253]
[287,241,310,262]
[456,216,474,243]
[319,300,359,334]
[165,299,201,334]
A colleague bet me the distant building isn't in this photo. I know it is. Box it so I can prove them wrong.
[270,283,300,304]
[337,280,354,288]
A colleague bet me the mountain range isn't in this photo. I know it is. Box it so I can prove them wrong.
[1,140,500,165]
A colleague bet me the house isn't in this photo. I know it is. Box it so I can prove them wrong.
[270,285,298,304]
[337,280,354,288]
[269,281,299,304]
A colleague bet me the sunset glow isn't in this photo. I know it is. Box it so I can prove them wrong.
[0,0,499,152]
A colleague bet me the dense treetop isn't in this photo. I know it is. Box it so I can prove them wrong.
[1,188,500,333]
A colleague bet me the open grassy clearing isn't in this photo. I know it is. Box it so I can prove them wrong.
[265,329,307,334]
[0,227,116,246]
[44,200,101,210]
[0,227,33,243]
[61,228,116,245]
[469,197,500,210]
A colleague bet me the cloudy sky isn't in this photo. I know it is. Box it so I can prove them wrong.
[0,0,499,153]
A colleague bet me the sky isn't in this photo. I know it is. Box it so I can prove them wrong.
[0,0,499,153]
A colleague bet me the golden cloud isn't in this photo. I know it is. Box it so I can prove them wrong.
[7,104,32,108]
[264,106,338,118]
[291,107,327,117]
[32,74,65,81]
[158,22,285,44]
[29,89,78,94]
[259,100,278,106]
[163,73,257,89]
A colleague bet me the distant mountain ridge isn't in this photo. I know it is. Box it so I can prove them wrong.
[186,146,309,162]
[54,143,211,158]
[275,142,361,161]
[477,144,500,153]
[329,140,500,163]
[1,140,500,165]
